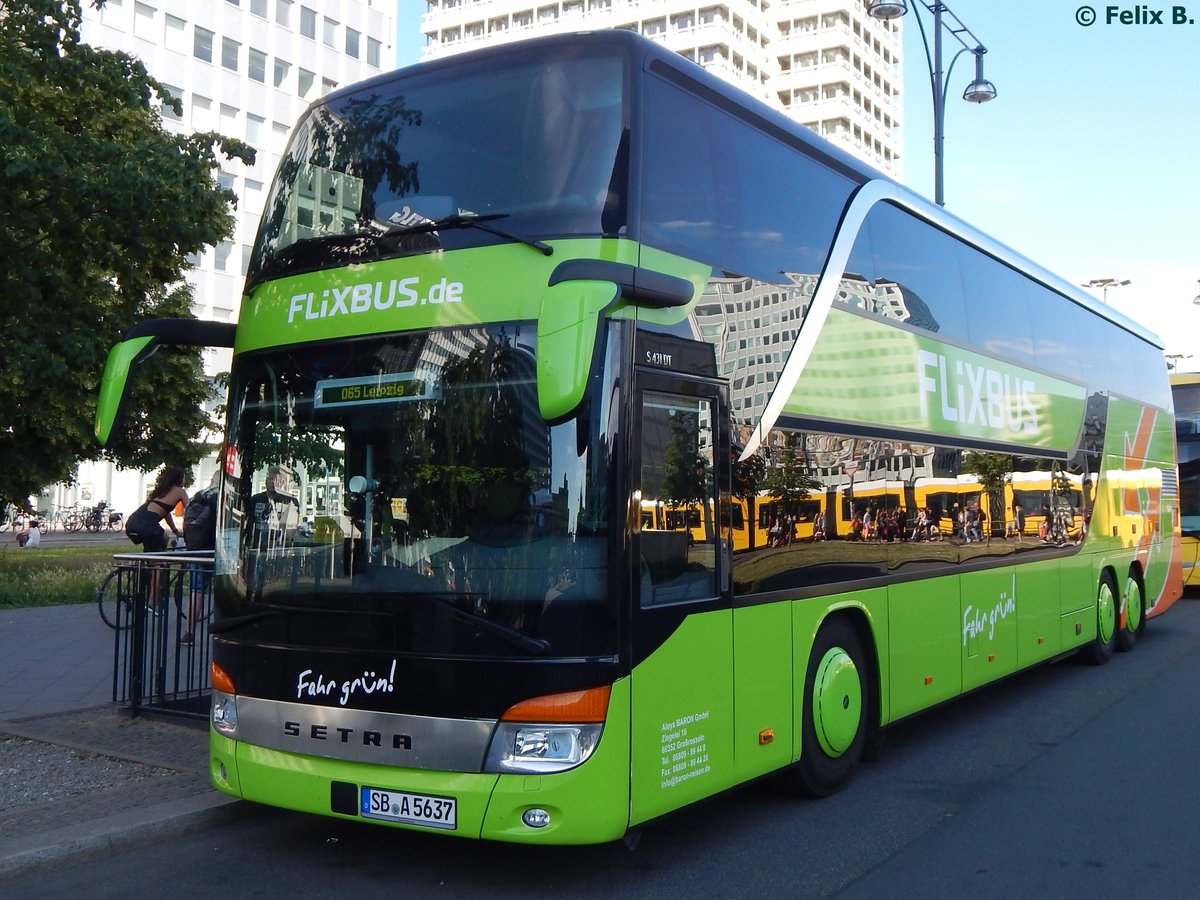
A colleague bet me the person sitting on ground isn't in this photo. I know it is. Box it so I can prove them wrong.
[17,520,41,548]
[812,512,827,542]
[910,507,930,542]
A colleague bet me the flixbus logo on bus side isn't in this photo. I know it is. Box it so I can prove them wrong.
[917,349,1039,436]
[287,277,465,324]
[786,309,1087,450]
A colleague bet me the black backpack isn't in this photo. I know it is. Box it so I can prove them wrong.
[183,487,218,550]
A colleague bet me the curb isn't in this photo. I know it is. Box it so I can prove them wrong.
[0,791,263,885]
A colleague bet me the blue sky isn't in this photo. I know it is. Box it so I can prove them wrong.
[396,2,1200,369]
[396,3,423,69]
[903,3,1200,372]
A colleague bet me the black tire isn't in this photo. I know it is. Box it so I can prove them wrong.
[783,617,870,797]
[1080,570,1119,665]
[1116,568,1145,652]
[97,568,134,630]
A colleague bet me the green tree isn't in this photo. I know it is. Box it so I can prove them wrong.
[732,445,767,551]
[762,432,820,514]
[0,0,253,504]
[961,451,1012,538]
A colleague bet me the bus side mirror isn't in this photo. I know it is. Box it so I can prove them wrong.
[95,335,158,447]
[94,319,236,447]
[537,261,695,422]
[536,279,622,423]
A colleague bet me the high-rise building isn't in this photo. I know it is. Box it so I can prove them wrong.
[415,0,903,176]
[51,1,396,516]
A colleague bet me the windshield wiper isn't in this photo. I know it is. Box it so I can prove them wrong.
[245,230,412,293]
[247,212,553,292]
[384,212,553,257]
[413,592,552,655]
[209,609,279,635]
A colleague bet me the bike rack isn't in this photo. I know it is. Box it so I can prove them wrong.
[107,551,213,719]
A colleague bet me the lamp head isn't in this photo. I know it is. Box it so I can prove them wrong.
[963,49,997,103]
[865,0,908,19]
[963,79,997,103]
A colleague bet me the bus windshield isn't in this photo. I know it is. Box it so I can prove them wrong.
[216,323,619,659]
[247,48,628,287]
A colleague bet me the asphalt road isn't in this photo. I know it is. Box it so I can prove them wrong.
[8,597,1200,899]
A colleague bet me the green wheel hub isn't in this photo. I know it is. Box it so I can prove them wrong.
[1097,579,1117,644]
[1124,576,1143,634]
[812,646,863,757]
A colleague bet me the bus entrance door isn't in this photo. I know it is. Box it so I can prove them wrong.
[628,371,734,825]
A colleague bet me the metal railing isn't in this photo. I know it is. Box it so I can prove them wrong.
[108,551,213,719]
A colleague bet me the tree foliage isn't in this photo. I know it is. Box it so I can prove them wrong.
[762,432,820,510]
[659,414,708,507]
[960,451,1012,496]
[961,451,1013,537]
[0,0,253,504]
[732,446,767,550]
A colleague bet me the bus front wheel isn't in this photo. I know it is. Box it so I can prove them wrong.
[786,617,869,797]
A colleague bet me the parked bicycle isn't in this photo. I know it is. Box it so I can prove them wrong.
[96,554,214,631]
[2,507,48,533]
[63,507,87,532]
[85,501,124,532]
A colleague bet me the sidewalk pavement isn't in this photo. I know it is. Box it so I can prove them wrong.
[0,603,255,885]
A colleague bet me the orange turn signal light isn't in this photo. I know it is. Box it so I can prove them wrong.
[501,685,611,724]
[211,661,236,694]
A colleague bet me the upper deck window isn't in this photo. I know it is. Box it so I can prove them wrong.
[248,48,628,286]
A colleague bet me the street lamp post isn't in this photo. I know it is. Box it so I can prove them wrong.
[865,1,997,207]
[1081,277,1131,304]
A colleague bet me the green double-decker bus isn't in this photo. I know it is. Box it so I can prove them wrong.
[96,31,1183,845]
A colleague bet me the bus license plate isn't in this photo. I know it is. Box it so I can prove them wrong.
[360,787,457,830]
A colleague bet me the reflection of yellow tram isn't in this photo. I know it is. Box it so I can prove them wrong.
[1171,373,1200,587]
[1007,471,1087,542]
[646,466,1096,555]
[644,497,826,552]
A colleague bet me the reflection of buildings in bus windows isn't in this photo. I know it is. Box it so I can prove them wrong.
[286,162,364,244]
[834,273,941,333]
[694,274,815,427]
[695,270,940,429]
[763,433,943,497]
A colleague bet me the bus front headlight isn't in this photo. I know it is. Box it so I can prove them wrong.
[484,723,602,774]
[211,690,239,737]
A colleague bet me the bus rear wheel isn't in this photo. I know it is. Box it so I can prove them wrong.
[1080,571,1119,665]
[786,617,869,797]
[1116,569,1145,652]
